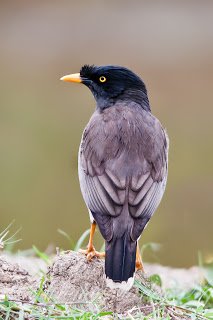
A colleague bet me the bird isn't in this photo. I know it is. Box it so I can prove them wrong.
[60,65,169,291]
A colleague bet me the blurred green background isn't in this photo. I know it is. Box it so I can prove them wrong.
[0,0,212,267]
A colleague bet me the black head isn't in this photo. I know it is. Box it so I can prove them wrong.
[80,65,150,110]
[61,65,150,111]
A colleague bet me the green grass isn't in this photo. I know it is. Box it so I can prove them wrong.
[0,221,22,251]
[0,297,113,320]
[0,227,213,319]
[134,273,213,319]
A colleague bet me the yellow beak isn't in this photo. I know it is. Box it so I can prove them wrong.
[60,73,82,83]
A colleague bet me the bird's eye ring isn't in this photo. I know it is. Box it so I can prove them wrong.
[99,76,106,83]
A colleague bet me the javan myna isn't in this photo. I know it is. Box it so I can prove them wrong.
[61,65,169,290]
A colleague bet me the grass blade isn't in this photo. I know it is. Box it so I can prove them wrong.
[74,229,90,251]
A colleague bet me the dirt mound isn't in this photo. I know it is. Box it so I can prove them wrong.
[0,251,204,317]
[0,258,35,301]
[45,251,148,313]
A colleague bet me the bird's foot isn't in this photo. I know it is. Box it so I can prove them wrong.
[136,247,145,272]
[135,243,145,272]
[79,245,105,261]
[136,259,145,272]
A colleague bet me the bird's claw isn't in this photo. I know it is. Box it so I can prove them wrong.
[79,246,105,261]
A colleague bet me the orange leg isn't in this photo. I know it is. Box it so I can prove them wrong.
[79,221,105,260]
[136,242,145,272]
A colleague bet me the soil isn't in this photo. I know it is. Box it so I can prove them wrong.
[0,250,204,318]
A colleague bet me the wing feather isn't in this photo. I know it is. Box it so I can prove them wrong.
[131,171,150,191]
[105,169,126,189]
[130,175,153,206]
[131,176,167,241]
[98,175,124,205]
[85,175,102,213]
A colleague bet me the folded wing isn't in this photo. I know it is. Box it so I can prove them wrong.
[78,105,168,241]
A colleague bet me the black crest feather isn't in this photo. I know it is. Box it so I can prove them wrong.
[80,64,96,78]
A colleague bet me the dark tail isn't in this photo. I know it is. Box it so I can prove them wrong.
[105,232,136,290]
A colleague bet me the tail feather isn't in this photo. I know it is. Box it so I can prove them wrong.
[105,232,136,290]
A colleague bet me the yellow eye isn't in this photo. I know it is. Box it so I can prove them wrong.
[99,76,106,83]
